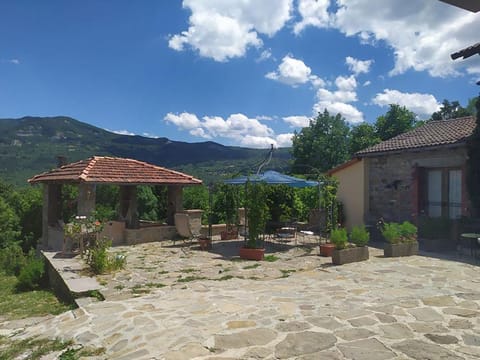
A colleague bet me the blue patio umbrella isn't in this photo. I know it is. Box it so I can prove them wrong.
[224,170,318,188]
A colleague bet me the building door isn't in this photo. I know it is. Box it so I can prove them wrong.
[426,168,462,219]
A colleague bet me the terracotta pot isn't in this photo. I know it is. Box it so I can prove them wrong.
[319,243,335,257]
[239,247,265,261]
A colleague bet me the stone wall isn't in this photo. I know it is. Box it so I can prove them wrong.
[365,146,467,224]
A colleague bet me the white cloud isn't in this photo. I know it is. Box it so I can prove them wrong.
[363,80,371,86]
[276,133,294,147]
[9,59,20,65]
[313,101,364,123]
[110,129,135,136]
[266,55,324,87]
[164,111,277,148]
[169,0,292,61]
[240,135,277,148]
[266,55,313,86]
[142,132,159,138]
[294,0,331,34]
[256,49,272,62]
[313,74,363,123]
[283,115,310,128]
[164,112,201,130]
[345,56,373,75]
[331,0,480,77]
[372,89,441,117]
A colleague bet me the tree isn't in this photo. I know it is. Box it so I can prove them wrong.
[349,123,381,154]
[431,99,472,121]
[292,110,350,173]
[375,104,417,141]
[466,95,480,216]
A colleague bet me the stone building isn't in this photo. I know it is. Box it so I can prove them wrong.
[329,116,476,227]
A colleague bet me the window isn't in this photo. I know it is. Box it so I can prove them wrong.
[425,168,462,219]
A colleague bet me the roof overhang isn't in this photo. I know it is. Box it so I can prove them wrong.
[440,0,480,12]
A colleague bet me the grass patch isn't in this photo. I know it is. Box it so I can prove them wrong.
[179,268,198,273]
[280,269,296,278]
[0,336,72,360]
[158,270,169,275]
[214,275,234,281]
[58,345,105,359]
[243,263,261,269]
[264,255,279,262]
[114,284,125,290]
[145,282,166,288]
[130,285,151,295]
[0,273,74,320]
[177,276,207,283]
[249,276,260,280]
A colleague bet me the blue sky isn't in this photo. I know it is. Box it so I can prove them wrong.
[1,0,479,148]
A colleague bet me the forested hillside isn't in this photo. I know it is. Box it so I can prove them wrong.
[0,116,291,185]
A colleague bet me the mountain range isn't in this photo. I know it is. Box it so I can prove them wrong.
[0,116,291,186]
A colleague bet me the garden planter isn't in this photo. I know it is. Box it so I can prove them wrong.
[221,230,238,240]
[198,237,212,251]
[319,243,335,257]
[332,246,369,265]
[239,247,265,261]
[384,242,418,257]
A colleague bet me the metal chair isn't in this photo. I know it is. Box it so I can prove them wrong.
[174,213,201,250]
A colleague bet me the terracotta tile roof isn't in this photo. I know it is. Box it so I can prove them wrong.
[28,156,203,185]
[356,116,476,156]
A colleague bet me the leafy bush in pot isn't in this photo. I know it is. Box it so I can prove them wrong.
[350,225,369,247]
[330,228,348,250]
[399,221,417,242]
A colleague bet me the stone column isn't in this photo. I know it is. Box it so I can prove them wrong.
[119,186,139,229]
[166,185,183,225]
[42,183,62,249]
[77,183,96,217]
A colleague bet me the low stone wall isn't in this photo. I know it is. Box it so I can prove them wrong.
[124,225,178,245]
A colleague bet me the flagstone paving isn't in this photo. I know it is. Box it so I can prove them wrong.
[3,240,480,359]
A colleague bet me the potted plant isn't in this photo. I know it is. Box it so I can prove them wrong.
[382,221,418,257]
[239,183,268,260]
[331,226,369,265]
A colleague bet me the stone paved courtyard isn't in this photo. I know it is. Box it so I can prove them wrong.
[3,239,480,359]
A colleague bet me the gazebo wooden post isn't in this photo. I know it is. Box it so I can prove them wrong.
[119,185,139,229]
[167,185,183,225]
[77,183,96,217]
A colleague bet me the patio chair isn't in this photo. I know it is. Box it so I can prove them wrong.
[274,226,297,248]
[174,213,201,249]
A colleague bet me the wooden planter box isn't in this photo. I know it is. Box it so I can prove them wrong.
[384,242,418,257]
[319,243,335,257]
[239,247,265,261]
[332,246,369,265]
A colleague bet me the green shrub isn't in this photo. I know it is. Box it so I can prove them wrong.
[86,237,126,274]
[330,228,348,250]
[350,225,369,247]
[16,255,46,291]
[399,221,417,242]
[382,221,417,244]
[0,244,27,276]
[381,222,401,244]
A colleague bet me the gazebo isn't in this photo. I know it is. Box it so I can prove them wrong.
[28,156,202,250]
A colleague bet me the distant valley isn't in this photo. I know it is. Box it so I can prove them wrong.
[0,116,291,186]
